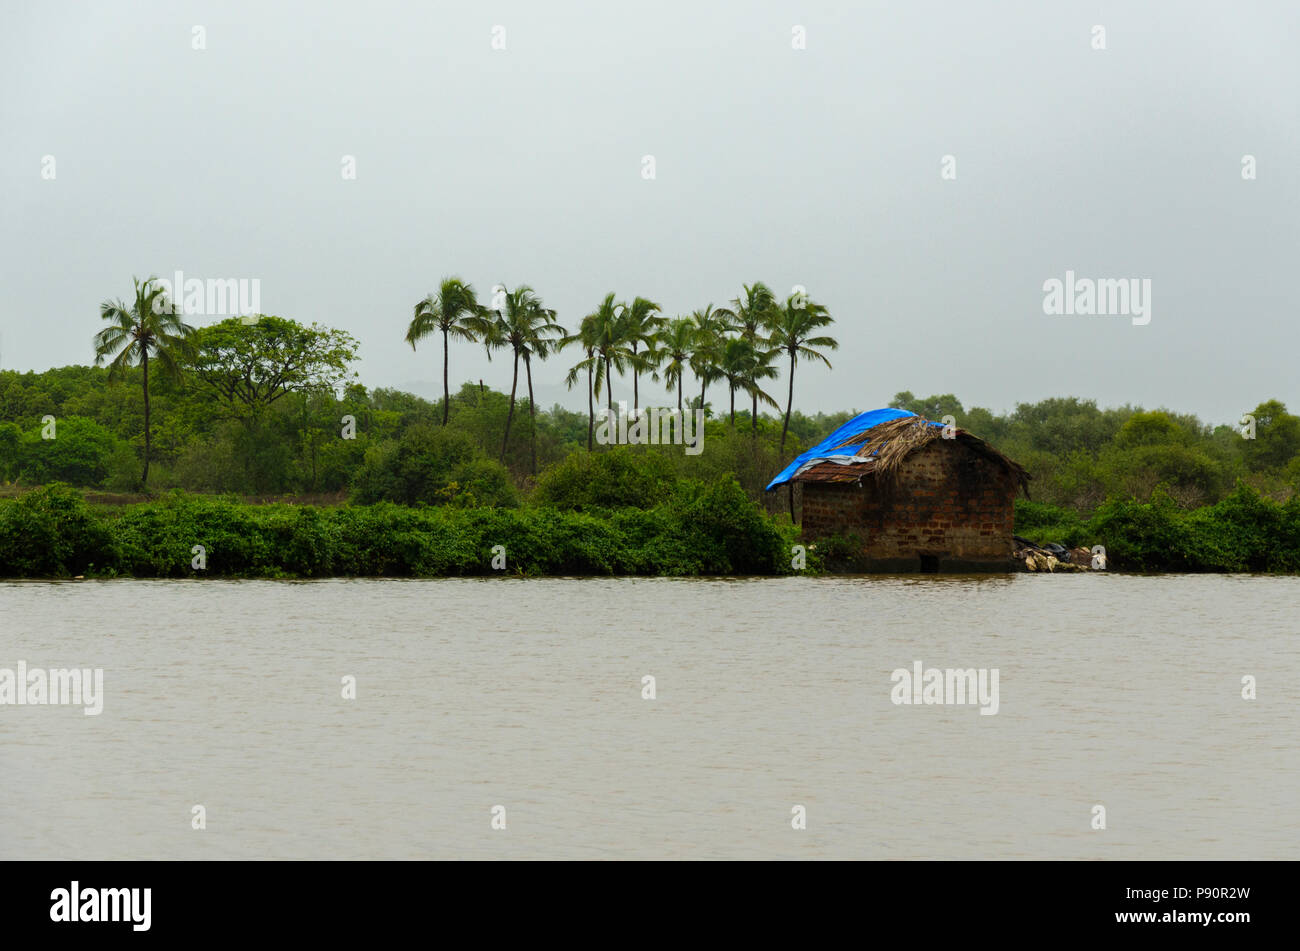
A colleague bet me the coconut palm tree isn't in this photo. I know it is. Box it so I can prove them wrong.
[769,293,838,453]
[521,314,564,475]
[405,277,487,425]
[587,292,635,421]
[93,276,195,485]
[718,339,748,426]
[652,316,697,414]
[729,282,779,343]
[618,296,663,416]
[728,282,780,429]
[718,337,779,429]
[689,304,733,414]
[562,313,601,451]
[493,286,564,471]
[744,345,781,435]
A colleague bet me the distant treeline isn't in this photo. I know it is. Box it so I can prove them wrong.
[3,364,1298,514]
[888,392,1300,511]
[1,273,846,514]
[4,274,1300,577]
[3,271,1298,515]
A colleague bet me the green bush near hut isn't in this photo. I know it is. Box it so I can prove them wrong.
[1012,499,1091,548]
[1082,482,1300,572]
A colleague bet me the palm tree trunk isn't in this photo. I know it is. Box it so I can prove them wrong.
[442,326,450,425]
[631,343,639,416]
[586,362,594,452]
[605,358,617,448]
[141,350,151,485]
[525,353,537,475]
[700,376,707,416]
[729,383,735,427]
[780,351,796,454]
[677,375,682,414]
[752,392,758,434]
[500,349,519,462]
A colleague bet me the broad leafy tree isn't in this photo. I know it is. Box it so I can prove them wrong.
[190,315,359,425]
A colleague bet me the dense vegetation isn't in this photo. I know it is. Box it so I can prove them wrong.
[0,481,799,578]
[1,279,840,508]
[1013,487,1300,572]
[2,276,1299,575]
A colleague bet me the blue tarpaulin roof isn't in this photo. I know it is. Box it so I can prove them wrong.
[765,408,943,490]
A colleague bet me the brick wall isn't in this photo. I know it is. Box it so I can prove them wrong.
[801,441,1017,571]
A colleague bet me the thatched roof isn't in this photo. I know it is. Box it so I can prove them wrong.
[767,410,1030,496]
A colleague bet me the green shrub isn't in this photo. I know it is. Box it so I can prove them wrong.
[0,422,21,481]
[1087,489,1191,571]
[671,477,793,574]
[16,417,123,487]
[1182,483,1290,572]
[534,447,678,511]
[3,477,1297,579]
[350,426,517,507]
[1085,482,1300,572]
[113,492,272,576]
[1013,499,1090,546]
[444,457,519,508]
[0,484,114,577]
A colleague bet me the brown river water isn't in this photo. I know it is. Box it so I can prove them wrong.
[2,574,1297,859]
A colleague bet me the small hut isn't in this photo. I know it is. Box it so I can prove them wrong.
[767,408,1030,572]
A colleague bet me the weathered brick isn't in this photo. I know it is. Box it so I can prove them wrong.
[799,441,1018,566]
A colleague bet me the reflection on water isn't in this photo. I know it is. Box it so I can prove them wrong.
[2,574,1297,859]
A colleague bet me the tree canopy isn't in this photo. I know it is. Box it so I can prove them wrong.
[190,315,359,422]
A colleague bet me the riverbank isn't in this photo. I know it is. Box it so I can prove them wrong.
[1014,486,1300,573]
[0,482,800,579]
[1,481,1298,579]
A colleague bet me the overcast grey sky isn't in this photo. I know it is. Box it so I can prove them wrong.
[3,0,1297,425]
